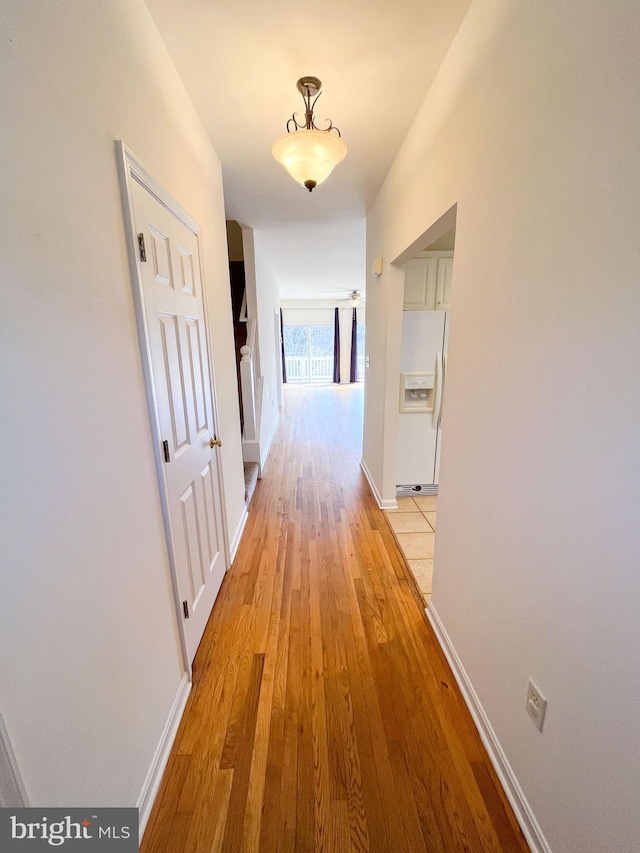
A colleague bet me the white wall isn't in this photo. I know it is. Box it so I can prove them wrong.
[0,0,245,811]
[364,1,640,851]
[253,219,366,301]
[242,230,281,461]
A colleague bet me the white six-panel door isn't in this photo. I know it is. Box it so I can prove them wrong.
[128,173,227,664]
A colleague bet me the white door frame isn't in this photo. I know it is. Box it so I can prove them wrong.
[116,141,231,676]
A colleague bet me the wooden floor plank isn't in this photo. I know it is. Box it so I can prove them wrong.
[278,588,300,851]
[141,385,528,853]
[308,539,332,853]
[220,653,265,852]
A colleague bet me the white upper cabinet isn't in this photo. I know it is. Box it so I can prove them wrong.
[403,252,453,310]
[403,257,438,309]
[435,256,453,310]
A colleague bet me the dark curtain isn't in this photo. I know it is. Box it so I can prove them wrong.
[350,307,358,383]
[280,309,287,384]
[333,307,341,383]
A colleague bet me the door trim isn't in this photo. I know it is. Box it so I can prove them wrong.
[116,141,230,675]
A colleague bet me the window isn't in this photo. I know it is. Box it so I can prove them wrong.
[356,323,365,382]
[283,325,334,383]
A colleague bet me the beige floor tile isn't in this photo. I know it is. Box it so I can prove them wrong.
[387,513,432,534]
[423,511,436,531]
[395,532,435,560]
[424,594,432,607]
[408,559,433,595]
[413,495,438,511]
[387,496,420,512]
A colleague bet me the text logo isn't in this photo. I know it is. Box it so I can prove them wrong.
[1,808,138,849]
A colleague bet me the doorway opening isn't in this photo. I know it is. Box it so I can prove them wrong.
[225,221,248,428]
[279,303,365,387]
[384,206,457,606]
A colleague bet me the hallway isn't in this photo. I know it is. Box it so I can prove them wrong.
[142,384,528,852]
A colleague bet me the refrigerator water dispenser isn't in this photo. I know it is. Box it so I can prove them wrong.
[399,372,435,412]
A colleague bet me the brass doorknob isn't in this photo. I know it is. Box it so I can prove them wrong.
[209,436,222,448]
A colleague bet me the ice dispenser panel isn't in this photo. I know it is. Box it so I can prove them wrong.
[400,372,435,413]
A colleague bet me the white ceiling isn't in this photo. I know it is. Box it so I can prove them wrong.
[145,0,471,298]
[257,219,367,301]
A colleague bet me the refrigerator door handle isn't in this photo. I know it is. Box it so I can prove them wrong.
[438,352,447,429]
[433,352,443,427]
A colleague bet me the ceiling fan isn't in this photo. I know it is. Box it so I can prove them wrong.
[289,286,363,305]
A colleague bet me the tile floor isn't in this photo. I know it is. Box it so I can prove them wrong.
[384,495,437,604]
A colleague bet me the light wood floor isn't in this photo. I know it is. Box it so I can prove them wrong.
[142,384,528,852]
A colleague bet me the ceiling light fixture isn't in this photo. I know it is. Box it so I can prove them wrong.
[348,290,361,307]
[272,77,347,192]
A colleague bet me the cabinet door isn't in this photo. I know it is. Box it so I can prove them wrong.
[435,256,454,310]
[403,258,437,309]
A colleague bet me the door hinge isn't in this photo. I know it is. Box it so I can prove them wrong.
[162,440,170,463]
[138,232,147,262]
[183,600,190,619]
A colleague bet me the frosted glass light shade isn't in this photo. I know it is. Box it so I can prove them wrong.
[272,129,347,190]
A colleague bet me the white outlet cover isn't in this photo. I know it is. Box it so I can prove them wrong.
[526,677,547,732]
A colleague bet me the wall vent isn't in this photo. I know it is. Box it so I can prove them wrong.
[396,484,438,497]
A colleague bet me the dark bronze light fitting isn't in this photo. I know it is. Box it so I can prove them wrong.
[272,77,348,192]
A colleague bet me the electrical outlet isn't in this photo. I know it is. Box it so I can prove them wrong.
[526,678,547,732]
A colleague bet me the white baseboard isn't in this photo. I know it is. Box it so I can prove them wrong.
[229,506,249,564]
[137,672,191,838]
[360,458,398,510]
[0,714,29,807]
[426,605,550,853]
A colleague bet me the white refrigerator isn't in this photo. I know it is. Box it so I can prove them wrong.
[396,310,449,492]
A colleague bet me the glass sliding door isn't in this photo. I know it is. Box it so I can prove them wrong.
[283,324,334,384]
[283,325,309,382]
[309,325,334,382]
